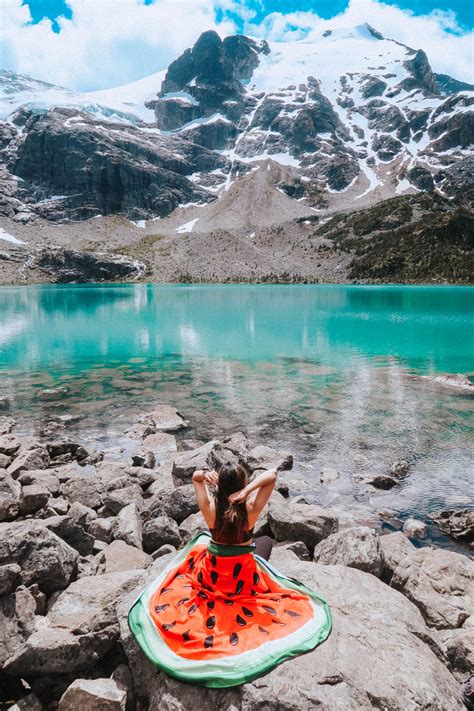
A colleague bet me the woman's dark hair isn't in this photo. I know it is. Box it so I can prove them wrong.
[214,462,250,544]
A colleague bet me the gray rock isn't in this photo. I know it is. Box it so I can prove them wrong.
[7,446,50,478]
[61,476,104,510]
[18,469,61,495]
[104,540,151,574]
[142,432,177,457]
[429,509,474,547]
[0,452,12,468]
[379,531,416,579]
[111,663,135,711]
[178,512,207,543]
[137,406,189,432]
[118,550,464,710]
[49,497,70,515]
[67,501,97,527]
[0,586,37,668]
[389,459,411,478]
[438,626,474,679]
[104,485,144,515]
[37,387,69,401]
[0,396,11,410]
[268,500,338,552]
[3,569,145,675]
[0,563,21,596]
[88,517,113,543]
[0,433,21,456]
[112,504,143,549]
[0,520,78,594]
[276,540,311,561]
[59,678,126,711]
[313,526,384,577]
[403,518,427,539]
[142,516,182,553]
[19,484,50,515]
[44,515,95,556]
[320,468,340,485]
[151,544,176,560]
[247,444,293,472]
[130,451,155,469]
[144,484,198,523]
[0,417,16,435]
[392,547,473,629]
[172,441,217,483]
[0,470,21,521]
[363,473,397,489]
[8,693,43,711]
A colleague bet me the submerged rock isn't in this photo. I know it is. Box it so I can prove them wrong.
[430,509,474,547]
[403,518,427,539]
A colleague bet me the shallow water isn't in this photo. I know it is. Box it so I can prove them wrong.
[1,284,473,538]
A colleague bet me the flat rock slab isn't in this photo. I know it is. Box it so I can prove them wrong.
[268,500,338,551]
[313,526,384,577]
[119,551,464,710]
[138,406,188,433]
[105,540,151,574]
[59,678,126,711]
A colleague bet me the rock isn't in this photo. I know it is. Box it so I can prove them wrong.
[144,484,198,523]
[0,563,21,596]
[118,552,464,710]
[0,520,78,594]
[277,540,311,561]
[151,544,176,560]
[18,469,61,495]
[3,569,145,675]
[111,663,135,711]
[0,417,16,435]
[142,516,182,553]
[0,434,22,456]
[0,452,11,468]
[137,406,189,432]
[0,470,21,521]
[364,474,397,489]
[430,509,474,547]
[247,444,293,472]
[88,517,113,543]
[44,515,95,556]
[313,526,384,577]
[104,485,144,515]
[8,693,43,711]
[0,586,37,667]
[392,547,473,629]
[37,387,69,401]
[171,441,217,483]
[28,583,47,615]
[320,468,340,485]
[59,678,126,710]
[7,447,50,478]
[268,500,338,552]
[389,459,411,478]
[403,518,427,539]
[61,476,104,510]
[141,432,177,457]
[438,627,474,679]
[67,501,97,528]
[178,512,207,543]
[0,396,11,409]
[19,484,50,515]
[104,540,151,574]
[379,531,416,579]
[112,504,143,549]
[130,451,155,469]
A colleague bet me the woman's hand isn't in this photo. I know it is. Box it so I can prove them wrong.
[228,487,248,504]
[204,470,219,486]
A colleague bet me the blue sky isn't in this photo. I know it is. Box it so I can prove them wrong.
[2,0,473,91]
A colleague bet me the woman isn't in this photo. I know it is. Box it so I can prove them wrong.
[129,462,331,688]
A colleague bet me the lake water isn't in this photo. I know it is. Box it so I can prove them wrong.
[1,284,473,540]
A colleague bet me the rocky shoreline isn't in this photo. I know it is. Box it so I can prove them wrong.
[0,404,472,710]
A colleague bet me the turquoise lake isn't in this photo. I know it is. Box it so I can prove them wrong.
[1,284,473,535]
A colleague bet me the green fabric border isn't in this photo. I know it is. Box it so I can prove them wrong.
[207,540,255,556]
[128,531,332,688]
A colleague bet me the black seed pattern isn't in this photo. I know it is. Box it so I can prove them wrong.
[210,571,218,585]
[197,572,203,583]
[235,580,244,595]
[204,635,214,649]
[197,590,208,599]
[272,618,286,626]
[270,597,280,602]
[182,630,191,642]
[230,632,239,646]
[210,555,217,567]
[207,601,215,610]
[263,605,276,615]
[284,609,300,618]
[162,621,176,630]
[154,604,169,613]
[242,606,253,617]
[188,557,194,570]
[258,625,269,635]
[177,597,190,606]
[236,614,247,626]
[233,563,242,579]
[181,584,193,589]
[160,587,171,595]
[224,599,233,606]
[202,583,214,592]
[188,604,198,615]
[206,615,216,629]
[250,590,257,596]
[176,574,184,579]
[253,572,260,585]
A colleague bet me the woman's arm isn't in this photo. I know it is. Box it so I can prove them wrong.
[192,469,218,528]
[229,468,277,526]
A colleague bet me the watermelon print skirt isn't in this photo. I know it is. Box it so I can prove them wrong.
[128,531,332,687]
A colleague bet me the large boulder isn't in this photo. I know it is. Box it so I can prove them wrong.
[7,446,50,478]
[172,441,217,484]
[0,587,37,669]
[246,444,293,472]
[268,500,338,552]
[104,485,144,515]
[142,516,182,553]
[137,406,189,433]
[0,470,21,521]
[379,531,416,579]
[178,512,207,543]
[112,504,143,549]
[19,484,50,515]
[0,521,78,594]
[0,563,21,596]
[104,540,151,574]
[313,527,384,577]
[3,569,145,675]
[118,550,464,710]
[61,476,104,510]
[144,484,198,524]
[430,509,474,548]
[391,547,473,629]
[43,515,95,556]
[59,678,127,711]
[437,625,474,679]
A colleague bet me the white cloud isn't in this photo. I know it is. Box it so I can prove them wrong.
[1,0,472,90]
[243,0,474,83]
[1,0,237,91]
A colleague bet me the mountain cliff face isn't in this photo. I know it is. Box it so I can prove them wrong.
[0,25,472,283]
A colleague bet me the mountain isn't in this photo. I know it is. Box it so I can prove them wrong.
[0,25,472,284]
